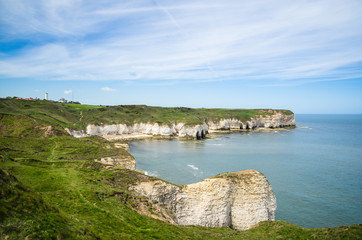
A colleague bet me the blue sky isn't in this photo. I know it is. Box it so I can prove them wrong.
[0,0,361,113]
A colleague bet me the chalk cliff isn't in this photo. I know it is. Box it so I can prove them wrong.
[66,122,209,139]
[66,111,295,139]
[208,111,295,130]
[129,170,276,230]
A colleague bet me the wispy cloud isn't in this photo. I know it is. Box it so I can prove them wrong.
[0,0,361,86]
[64,90,72,94]
[101,87,118,92]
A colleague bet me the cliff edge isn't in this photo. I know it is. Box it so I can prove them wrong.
[66,111,295,139]
[130,170,276,230]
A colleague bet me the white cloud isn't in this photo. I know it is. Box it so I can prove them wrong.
[0,0,361,85]
[64,90,72,94]
[101,87,118,92]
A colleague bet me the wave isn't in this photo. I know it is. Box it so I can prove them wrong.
[187,164,199,170]
[298,126,312,129]
[144,170,158,177]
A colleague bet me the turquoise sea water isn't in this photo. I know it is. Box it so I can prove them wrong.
[129,114,362,228]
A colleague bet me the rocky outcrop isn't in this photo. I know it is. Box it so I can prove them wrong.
[208,112,295,131]
[129,170,276,230]
[65,128,88,138]
[94,155,135,170]
[94,142,136,170]
[66,112,295,139]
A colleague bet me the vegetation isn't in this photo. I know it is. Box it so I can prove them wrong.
[1,136,361,239]
[0,98,293,132]
[1,98,360,239]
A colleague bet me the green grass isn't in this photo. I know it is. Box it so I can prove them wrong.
[0,99,294,133]
[0,136,361,239]
[79,105,287,126]
[1,98,359,239]
[0,99,102,133]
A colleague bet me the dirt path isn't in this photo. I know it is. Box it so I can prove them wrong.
[48,139,59,161]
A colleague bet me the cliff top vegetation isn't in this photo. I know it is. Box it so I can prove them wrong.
[0,98,293,135]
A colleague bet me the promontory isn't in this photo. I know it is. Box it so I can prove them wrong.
[1,98,360,239]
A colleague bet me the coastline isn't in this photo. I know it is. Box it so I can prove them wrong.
[103,126,296,141]
[129,115,362,229]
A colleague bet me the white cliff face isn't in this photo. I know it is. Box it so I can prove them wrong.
[252,112,295,129]
[177,123,208,139]
[208,118,245,130]
[65,128,88,138]
[67,122,209,139]
[66,112,295,139]
[208,112,295,131]
[130,170,276,230]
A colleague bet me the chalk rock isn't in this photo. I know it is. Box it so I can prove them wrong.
[208,118,244,130]
[65,128,88,137]
[67,122,208,139]
[66,112,295,139]
[208,112,295,131]
[130,170,276,230]
[94,154,136,170]
[177,123,208,139]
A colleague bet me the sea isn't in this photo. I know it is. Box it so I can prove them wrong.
[129,114,362,228]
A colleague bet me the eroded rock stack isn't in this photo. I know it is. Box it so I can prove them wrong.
[130,170,276,230]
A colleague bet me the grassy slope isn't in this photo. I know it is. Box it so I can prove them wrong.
[1,99,360,239]
[0,99,101,135]
[0,99,293,133]
[0,136,361,240]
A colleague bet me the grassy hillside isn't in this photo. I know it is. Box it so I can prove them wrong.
[0,136,360,239]
[0,98,293,134]
[1,98,360,239]
[0,99,101,135]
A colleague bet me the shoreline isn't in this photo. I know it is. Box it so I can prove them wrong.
[103,126,296,141]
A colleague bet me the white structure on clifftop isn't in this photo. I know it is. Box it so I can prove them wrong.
[45,93,48,100]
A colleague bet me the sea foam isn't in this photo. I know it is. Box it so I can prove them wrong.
[187,164,199,170]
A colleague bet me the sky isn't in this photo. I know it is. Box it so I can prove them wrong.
[0,0,361,113]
